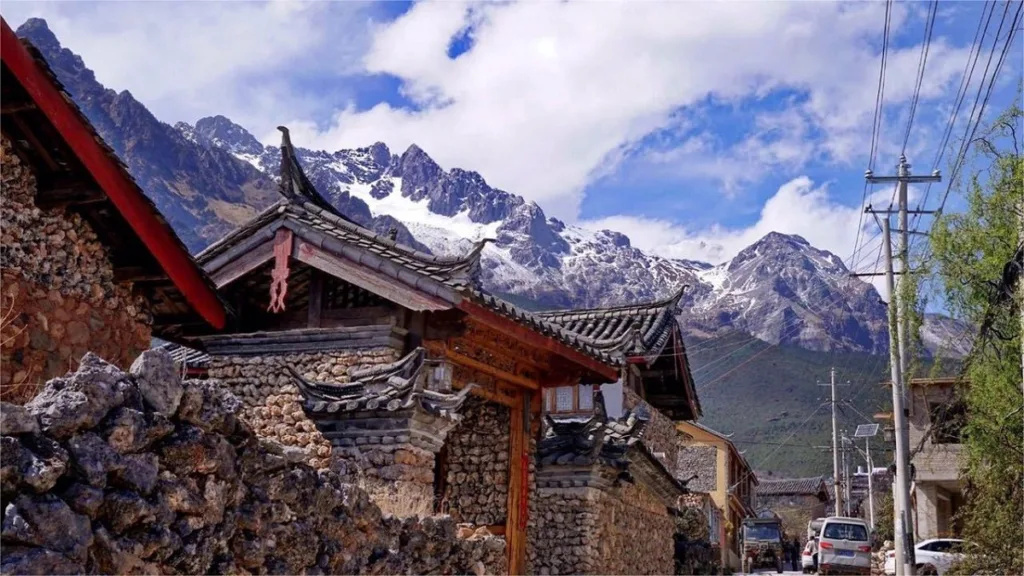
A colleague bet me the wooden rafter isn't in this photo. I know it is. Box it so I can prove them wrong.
[457,299,619,381]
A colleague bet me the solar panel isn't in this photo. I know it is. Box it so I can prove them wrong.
[854,423,880,437]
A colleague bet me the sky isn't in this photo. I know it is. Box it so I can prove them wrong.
[3,0,1021,280]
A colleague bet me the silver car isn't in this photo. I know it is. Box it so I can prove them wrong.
[817,517,872,575]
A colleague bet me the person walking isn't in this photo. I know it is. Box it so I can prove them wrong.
[790,536,801,571]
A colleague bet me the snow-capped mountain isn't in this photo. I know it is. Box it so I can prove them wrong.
[14,16,965,358]
[177,116,967,356]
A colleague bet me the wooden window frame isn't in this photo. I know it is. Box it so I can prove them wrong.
[544,384,596,415]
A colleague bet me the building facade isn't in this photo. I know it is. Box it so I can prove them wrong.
[675,421,757,571]
[755,476,829,540]
[162,128,705,574]
[0,20,223,402]
[907,377,966,540]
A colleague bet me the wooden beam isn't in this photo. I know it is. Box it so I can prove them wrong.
[505,392,528,576]
[209,239,275,288]
[36,183,107,209]
[456,300,620,381]
[307,269,324,328]
[446,349,539,391]
[1,101,36,114]
[294,239,452,313]
[9,111,58,171]
[452,379,518,408]
[113,266,168,283]
[152,314,206,328]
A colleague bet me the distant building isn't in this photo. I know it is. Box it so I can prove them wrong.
[907,377,967,540]
[876,376,967,540]
[676,421,758,571]
[755,476,830,540]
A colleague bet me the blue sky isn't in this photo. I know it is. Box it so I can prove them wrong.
[3,0,1021,274]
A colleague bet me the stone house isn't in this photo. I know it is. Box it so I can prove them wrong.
[905,377,967,540]
[163,128,707,574]
[675,420,758,571]
[0,19,225,401]
[755,476,829,540]
[529,294,704,574]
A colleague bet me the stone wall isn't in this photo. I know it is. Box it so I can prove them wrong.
[623,388,679,470]
[595,479,677,575]
[0,136,150,403]
[530,480,676,575]
[0,350,506,575]
[444,398,510,527]
[530,486,602,575]
[205,348,399,470]
[677,444,718,493]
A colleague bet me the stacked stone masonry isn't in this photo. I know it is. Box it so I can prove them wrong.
[1,136,150,403]
[205,348,399,471]
[677,444,718,493]
[623,387,679,470]
[444,398,510,527]
[0,349,506,575]
[530,481,676,575]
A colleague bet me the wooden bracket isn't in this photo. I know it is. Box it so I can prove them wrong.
[267,228,293,313]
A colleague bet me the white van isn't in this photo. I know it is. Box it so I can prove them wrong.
[817,517,872,575]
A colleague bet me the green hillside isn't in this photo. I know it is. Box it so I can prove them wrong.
[687,331,895,477]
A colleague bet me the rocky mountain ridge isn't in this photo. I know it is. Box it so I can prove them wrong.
[179,116,968,357]
[16,18,969,358]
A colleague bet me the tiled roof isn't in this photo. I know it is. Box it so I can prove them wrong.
[157,342,210,369]
[537,393,690,496]
[756,476,829,496]
[289,347,474,418]
[536,286,687,363]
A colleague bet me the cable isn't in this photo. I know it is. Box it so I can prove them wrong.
[852,0,895,277]
[902,0,940,155]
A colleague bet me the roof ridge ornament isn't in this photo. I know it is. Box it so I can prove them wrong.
[277,126,349,218]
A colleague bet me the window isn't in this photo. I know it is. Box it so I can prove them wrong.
[822,522,869,542]
[929,400,966,444]
[544,384,597,414]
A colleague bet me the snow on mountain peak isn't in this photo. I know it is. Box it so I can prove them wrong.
[179,116,965,356]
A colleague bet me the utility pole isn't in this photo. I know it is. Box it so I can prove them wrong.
[821,367,844,517]
[841,431,851,516]
[866,437,875,531]
[867,157,939,576]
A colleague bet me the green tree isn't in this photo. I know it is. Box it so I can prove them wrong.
[930,99,1023,574]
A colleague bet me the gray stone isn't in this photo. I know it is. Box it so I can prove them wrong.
[130,348,182,416]
[66,432,120,487]
[25,357,126,439]
[1,494,92,561]
[0,402,39,435]
[0,545,84,575]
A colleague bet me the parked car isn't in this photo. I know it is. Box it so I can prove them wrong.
[801,538,817,573]
[883,539,970,576]
[817,517,872,575]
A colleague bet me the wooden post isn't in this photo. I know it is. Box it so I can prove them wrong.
[505,390,529,575]
[307,269,324,328]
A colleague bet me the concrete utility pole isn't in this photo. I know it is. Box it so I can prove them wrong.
[866,437,875,531]
[866,156,939,576]
[822,367,844,517]
[841,432,851,516]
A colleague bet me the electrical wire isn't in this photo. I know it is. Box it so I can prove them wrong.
[902,0,940,155]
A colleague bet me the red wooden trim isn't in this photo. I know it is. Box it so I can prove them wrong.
[456,300,619,381]
[0,19,225,329]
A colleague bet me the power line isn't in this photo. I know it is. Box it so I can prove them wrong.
[852,0,895,277]
[902,0,940,155]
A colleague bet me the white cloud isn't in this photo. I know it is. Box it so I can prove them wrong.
[2,1,376,132]
[286,1,973,219]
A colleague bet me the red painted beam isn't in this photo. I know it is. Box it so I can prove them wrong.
[457,299,619,381]
[0,18,225,330]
